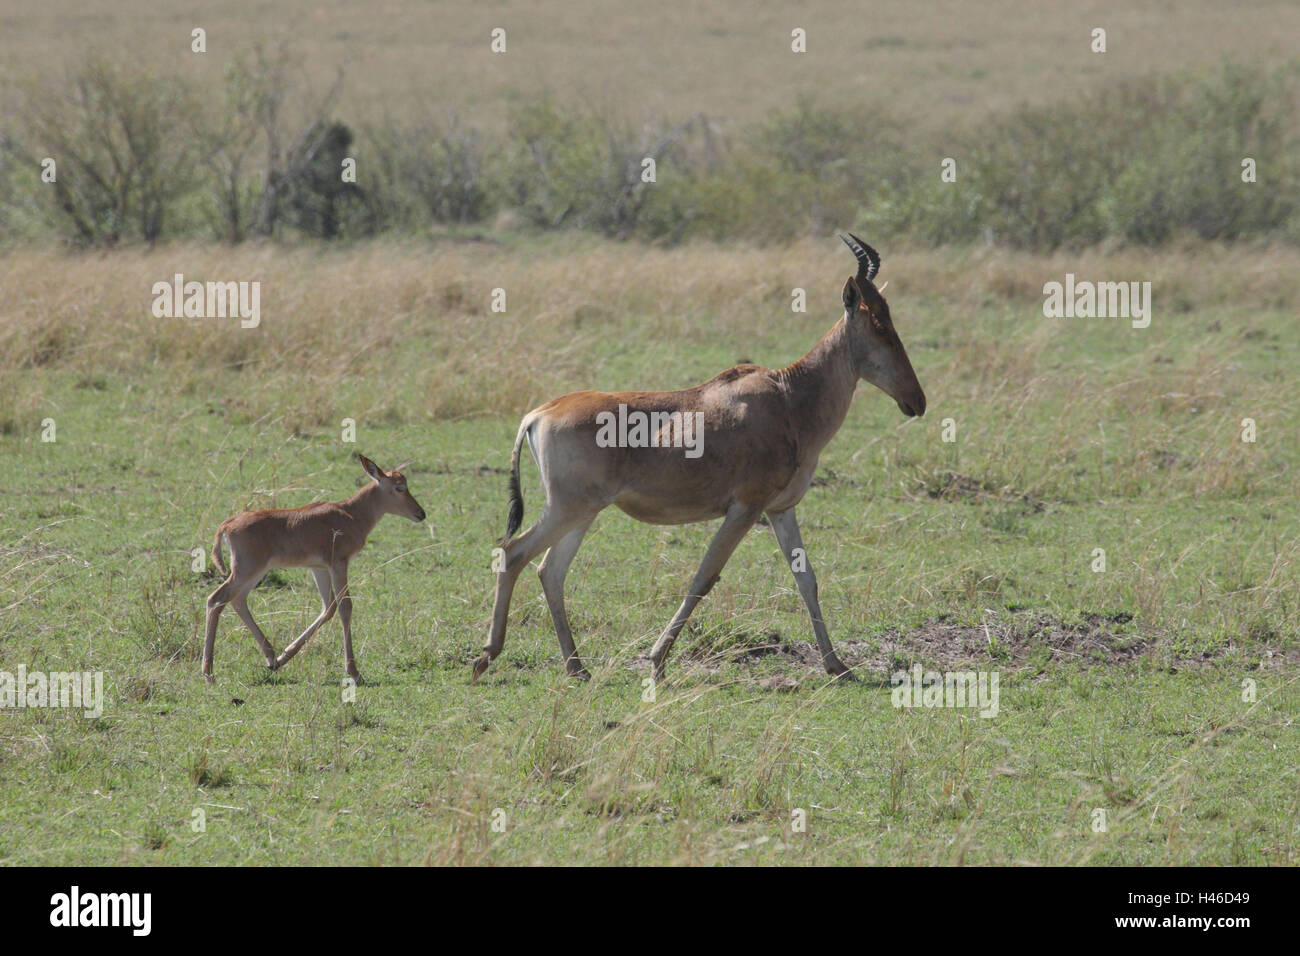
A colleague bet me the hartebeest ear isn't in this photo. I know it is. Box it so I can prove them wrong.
[357,454,385,482]
[842,277,862,314]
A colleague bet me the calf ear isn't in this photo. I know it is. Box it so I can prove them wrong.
[842,277,861,314]
[357,454,384,482]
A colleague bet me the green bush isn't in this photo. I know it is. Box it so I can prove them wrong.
[0,57,1295,249]
[361,114,495,232]
[503,97,690,237]
[898,63,1300,249]
[1098,65,1297,243]
[2,57,202,244]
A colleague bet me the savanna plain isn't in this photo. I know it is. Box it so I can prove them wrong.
[0,0,1297,865]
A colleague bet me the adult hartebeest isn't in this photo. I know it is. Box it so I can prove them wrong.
[204,455,426,681]
[475,234,926,683]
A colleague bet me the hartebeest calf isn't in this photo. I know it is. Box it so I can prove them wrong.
[475,234,926,683]
[204,454,426,681]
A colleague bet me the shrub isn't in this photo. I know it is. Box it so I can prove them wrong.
[2,57,202,244]
[0,57,1295,249]
[361,113,495,232]
[503,98,696,237]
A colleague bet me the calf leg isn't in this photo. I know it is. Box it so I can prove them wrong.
[202,578,237,680]
[231,586,278,669]
[275,568,339,672]
[330,561,359,682]
[310,567,336,617]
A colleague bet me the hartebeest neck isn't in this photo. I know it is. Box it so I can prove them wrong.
[340,482,388,538]
[778,315,859,454]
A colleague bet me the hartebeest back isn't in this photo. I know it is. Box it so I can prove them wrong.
[203,454,426,681]
[475,234,926,683]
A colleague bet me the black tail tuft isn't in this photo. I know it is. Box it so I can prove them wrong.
[501,415,530,544]
[504,470,524,542]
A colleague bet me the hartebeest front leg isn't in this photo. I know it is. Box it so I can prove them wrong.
[538,518,597,679]
[274,567,339,672]
[767,508,853,679]
[332,561,360,682]
[310,567,336,623]
[648,503,763,682]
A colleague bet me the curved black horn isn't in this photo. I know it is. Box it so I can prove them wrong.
[838,232,880,284]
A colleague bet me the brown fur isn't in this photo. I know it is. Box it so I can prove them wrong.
[477,248,926,683]
[202,456,425,681]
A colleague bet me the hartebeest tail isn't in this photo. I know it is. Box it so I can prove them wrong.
[474,233,927,685]
[211,528,230,577]
[203,454,426,682]
[503,414,533,543]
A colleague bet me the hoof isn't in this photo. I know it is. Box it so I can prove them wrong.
[565,663,592,682]
[826,662,855,681]
[471,652,492,684]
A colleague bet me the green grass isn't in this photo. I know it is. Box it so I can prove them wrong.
[0,242,1297,864]
[3,661,1291,865]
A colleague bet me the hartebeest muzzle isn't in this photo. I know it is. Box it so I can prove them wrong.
[896,374,927,417]
[898,395,925,418]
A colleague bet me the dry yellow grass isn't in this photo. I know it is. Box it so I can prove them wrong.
[2,236,1296,406]
[1,236,1294,506]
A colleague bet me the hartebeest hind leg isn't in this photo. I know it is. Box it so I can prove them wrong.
[648,503,763,682]
[538,518,597,680]
[231,588,278,669]
[475,507,593,682]
[767,508,852,678]
[202,578,236,680]
[203,567,279,680]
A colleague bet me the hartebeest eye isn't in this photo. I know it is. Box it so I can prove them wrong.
[856,300,890,334]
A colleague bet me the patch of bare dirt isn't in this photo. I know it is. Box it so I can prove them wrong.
[670,613,1290,676]
[911,469,1046,512]
[860,612,1145,669]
